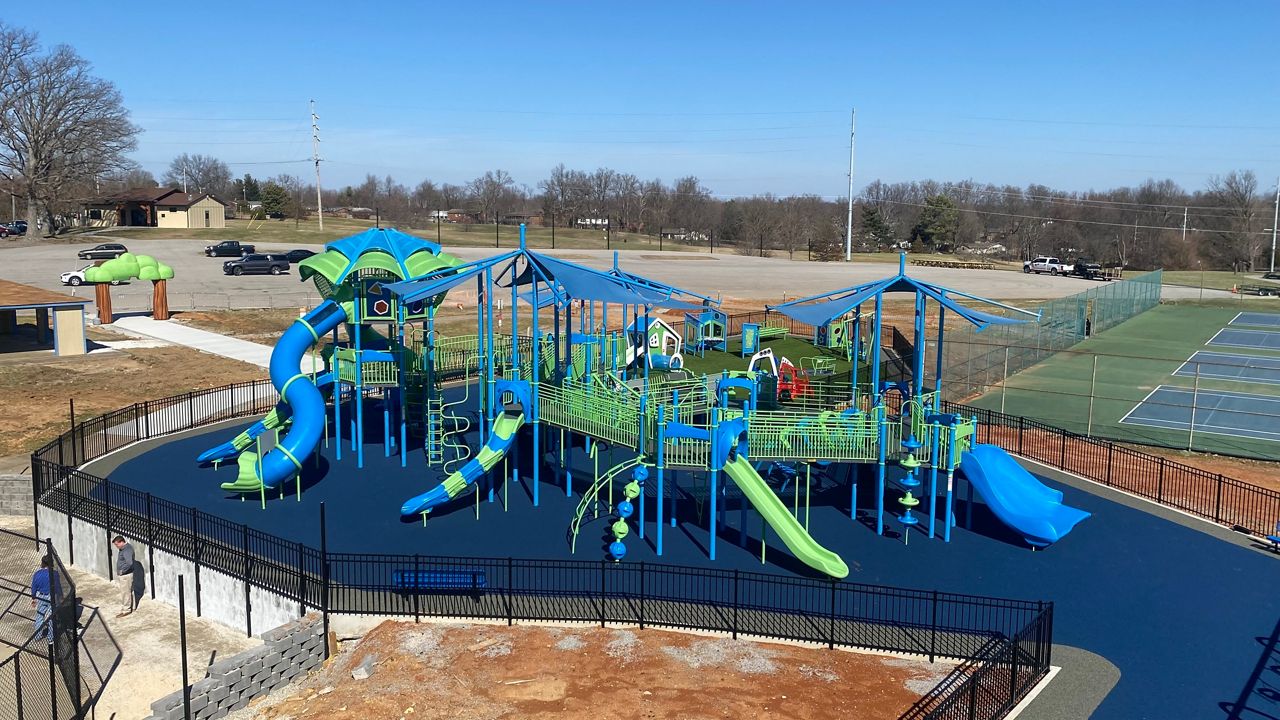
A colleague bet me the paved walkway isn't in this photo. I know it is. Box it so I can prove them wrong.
[112,316,276,367]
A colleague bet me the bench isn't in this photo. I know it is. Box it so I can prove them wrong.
[392,569,488,594]
[758,323,789,340]
[1267,522,1280,552]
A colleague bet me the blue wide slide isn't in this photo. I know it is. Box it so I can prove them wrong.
[230,300,348,490]
[959,443,1091,547]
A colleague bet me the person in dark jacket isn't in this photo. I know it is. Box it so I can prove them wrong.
[112,536,135,617]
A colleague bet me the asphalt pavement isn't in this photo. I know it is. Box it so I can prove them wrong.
[0,234,1231,315]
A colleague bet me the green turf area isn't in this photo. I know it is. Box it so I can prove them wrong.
[968,304,1280,460]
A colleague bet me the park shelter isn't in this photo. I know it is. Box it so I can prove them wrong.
[82,188,229,228]
[0,280,89,356]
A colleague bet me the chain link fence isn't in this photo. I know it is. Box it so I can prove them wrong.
[0,527,120,720]
[938,270,1163,399]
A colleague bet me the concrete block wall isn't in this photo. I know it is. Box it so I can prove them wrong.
[0,474,33,515]
[36,503,301,634]
[143,613,326,720]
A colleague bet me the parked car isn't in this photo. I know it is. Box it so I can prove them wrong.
[1263,272,1280,281]
[223,254,289,276]
[205,241,256,257]
[61,264,120,287]
[1022,256,1072,275]
[284,249,316,264]
[0,226,7,238]
[2,221,26,236]
[77,243,129,260]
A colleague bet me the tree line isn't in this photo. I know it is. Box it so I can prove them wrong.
[2,20,1274,271]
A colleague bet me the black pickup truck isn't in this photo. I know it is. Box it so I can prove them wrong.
[1067,257,1109,280]
[205,240,256,257]
[223,254,289,276]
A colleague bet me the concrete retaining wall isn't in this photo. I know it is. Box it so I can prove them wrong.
[36,502,300,634]
[144,614,326,720]
[0,474,32,515]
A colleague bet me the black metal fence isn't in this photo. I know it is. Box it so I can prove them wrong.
[29,380,1063,718]
[0,527,121,720]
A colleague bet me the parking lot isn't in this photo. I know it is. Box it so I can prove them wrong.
[0,234,1230,315]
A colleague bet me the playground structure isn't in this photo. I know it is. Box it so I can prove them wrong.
[196,230,1092,580]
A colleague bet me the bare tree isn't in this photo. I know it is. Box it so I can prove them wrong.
[0,27,139,235]
[468,169,515,223]
[1204,170,1261,269]
[162,154,231,196]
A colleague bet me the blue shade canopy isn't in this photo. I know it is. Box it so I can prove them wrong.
[768,265,1038,331]
[383,252,518,304]
[510,252,705,309]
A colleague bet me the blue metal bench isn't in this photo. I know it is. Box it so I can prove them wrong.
[1267,522,1280,553]
[392,569,488,593]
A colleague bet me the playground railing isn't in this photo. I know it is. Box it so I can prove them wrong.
[537,382,642,450]
[29,454,1054,673]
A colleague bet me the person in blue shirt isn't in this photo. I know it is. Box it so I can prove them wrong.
[30,555,60,645]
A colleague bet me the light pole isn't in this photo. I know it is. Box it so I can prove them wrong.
[1269,176,1279,274]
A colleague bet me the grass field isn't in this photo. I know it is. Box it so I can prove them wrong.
[1160,269,1280,292]
[968,304,1280,460]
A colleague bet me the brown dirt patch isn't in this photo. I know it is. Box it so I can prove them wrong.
[173,309,303,343]
[232,622,943,720]
[1125,446,1280,493]
[0,345,265,457]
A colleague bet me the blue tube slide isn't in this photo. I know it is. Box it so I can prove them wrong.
[237,301,347,490]
[958,443,1090,547]
[196,372,334,465]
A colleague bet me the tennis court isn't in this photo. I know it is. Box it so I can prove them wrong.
[1119,385,1280,441]
[1230,311,1280,328]
[1172,351,1280,385]
[1206,328,1280,351]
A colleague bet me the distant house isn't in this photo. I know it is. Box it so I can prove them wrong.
[82,188,229,228]
[660,227,688,240]
[575,217,609,228]
[961,242,1008,256]
[446,208,481,224]
[501,211,544,227]
[428,210,449,221]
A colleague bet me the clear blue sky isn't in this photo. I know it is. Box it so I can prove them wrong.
[8,1,1280,198]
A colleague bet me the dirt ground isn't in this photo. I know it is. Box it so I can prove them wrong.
[229,621,946,720]
[1126,445,1280,493]
[0,329,265,462]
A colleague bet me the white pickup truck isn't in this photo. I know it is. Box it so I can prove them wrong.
[1023,256,1072,275]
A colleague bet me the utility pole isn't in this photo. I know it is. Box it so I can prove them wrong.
[1181,206,1187,247]
[311,100,324,230]
[1270,176,1279,273]
[844,108,856,262]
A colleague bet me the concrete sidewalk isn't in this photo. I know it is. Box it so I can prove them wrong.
[111,316,319,372]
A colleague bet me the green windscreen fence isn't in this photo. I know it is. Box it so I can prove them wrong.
[938,270,1162,399]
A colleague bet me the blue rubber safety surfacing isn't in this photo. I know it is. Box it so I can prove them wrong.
[1119,385,1280,442]
[104,418,1280,720]
[1173,351,1280,386]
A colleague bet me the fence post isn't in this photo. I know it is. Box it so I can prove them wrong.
[599,559,607,628]
[187,391,195,429]
[47,637,58,720]
[732,570,740,640]
[242,523,252,637]
[1215,474,1225,524]
[143,400,151,437]
[298,542,307,618]
[505,557,513,627]
[1009,634,1020,703]
[65,472,74,566]
[412,554,420,623]
[967,669,978,720]
[104,480,112,578]
[1058,427,1067,468]
[828,581,837,650]
[13,653,22,718]
[929,590,938,663]
[146,493,156,599]
[192,507,202,617]
[638,561,645,630]
[1017,415,1025,454]
[179,574,192,720]
[1157,457,1166,501]
[1105,443,1114,486]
